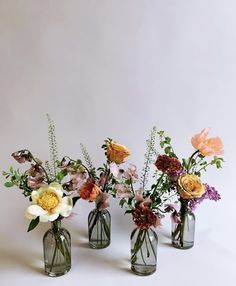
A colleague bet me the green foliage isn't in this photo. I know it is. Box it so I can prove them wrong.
[2,167,32,197]
[55,169,68,182]
[27,217,40,232]
[211,156,224,169]
[119,198,127,208]
[157,130,177,158]
[187,152,225,176]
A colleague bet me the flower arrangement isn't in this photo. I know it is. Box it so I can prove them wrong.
[154,128,224,248]
[2,115,75,276]
[113,127,171,275]
[60,138,131,248]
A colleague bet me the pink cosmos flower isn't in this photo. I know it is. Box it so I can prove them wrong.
[71,172,87,190]
[115,183,133,198]
[109,162,123,178]
[124,164,138,181]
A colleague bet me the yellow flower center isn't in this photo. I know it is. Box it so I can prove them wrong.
[37,191,59,211]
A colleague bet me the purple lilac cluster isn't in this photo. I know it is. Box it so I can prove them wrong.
[188,183,221,211]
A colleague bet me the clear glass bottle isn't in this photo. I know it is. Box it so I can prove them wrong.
[130,227,158,276]
[88,208,111,249]
[43,220,71,277]
[171,210,195,249]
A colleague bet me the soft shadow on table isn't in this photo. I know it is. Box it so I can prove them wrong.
[0,248,44,274]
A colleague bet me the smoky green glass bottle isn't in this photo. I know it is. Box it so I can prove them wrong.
[130,227,158,276]
[43,220,71,277]
[88,208,111,249]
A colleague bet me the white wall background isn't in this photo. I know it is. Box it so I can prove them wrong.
[0,0,235,285]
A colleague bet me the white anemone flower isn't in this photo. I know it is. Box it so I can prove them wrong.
[25,182,73,222]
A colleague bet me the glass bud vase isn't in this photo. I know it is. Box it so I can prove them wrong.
[171,210,195,249]
[88,208,111,249]
[130,227,158,276]
[43,220,71,277]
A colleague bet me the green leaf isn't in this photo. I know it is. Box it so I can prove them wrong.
[119,198,126,208]
[4,181,15,187]
[125,210,133,214]
[56,170,67,181]
[10,166,14,173]
[164,146,171,154]
[165,137,171,144]
[27,217,40,232]
[216,161,222,169]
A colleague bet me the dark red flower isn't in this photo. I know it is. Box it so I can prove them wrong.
[167,157,182,176]
[132,206,158,229]
[155,154,182,176]
[155,154,171,172]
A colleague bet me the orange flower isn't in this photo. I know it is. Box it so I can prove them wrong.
[80,181,101,201]
[178,174,205,199]
[107,142,130,164]
[191,128,223,156]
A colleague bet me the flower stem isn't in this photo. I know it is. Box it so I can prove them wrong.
[186,150,199,173]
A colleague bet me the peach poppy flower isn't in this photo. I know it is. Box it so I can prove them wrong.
[191,128,223,156]
[107,142,130,164]
[80,181,101,201]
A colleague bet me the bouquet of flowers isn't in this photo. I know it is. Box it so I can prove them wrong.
[2,115,75,276]
[154,128,224,249]
[60,138,130,249]
[114,127,171,276]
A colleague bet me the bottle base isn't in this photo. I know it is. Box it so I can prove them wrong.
[172,241,194,249]
[89,241,110,249]
[131,264,156,276]
[45,267,71,277]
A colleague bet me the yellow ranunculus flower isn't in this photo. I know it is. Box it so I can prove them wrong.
[178,174,205,199]
[107,142,130,164]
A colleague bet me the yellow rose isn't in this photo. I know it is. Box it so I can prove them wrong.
[178,174,205,199]
[107,142,130,164]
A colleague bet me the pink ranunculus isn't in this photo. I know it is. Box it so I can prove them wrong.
[191,128,224,156]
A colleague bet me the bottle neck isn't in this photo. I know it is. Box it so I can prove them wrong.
[51,220,62,232]
[180,199,190,214]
